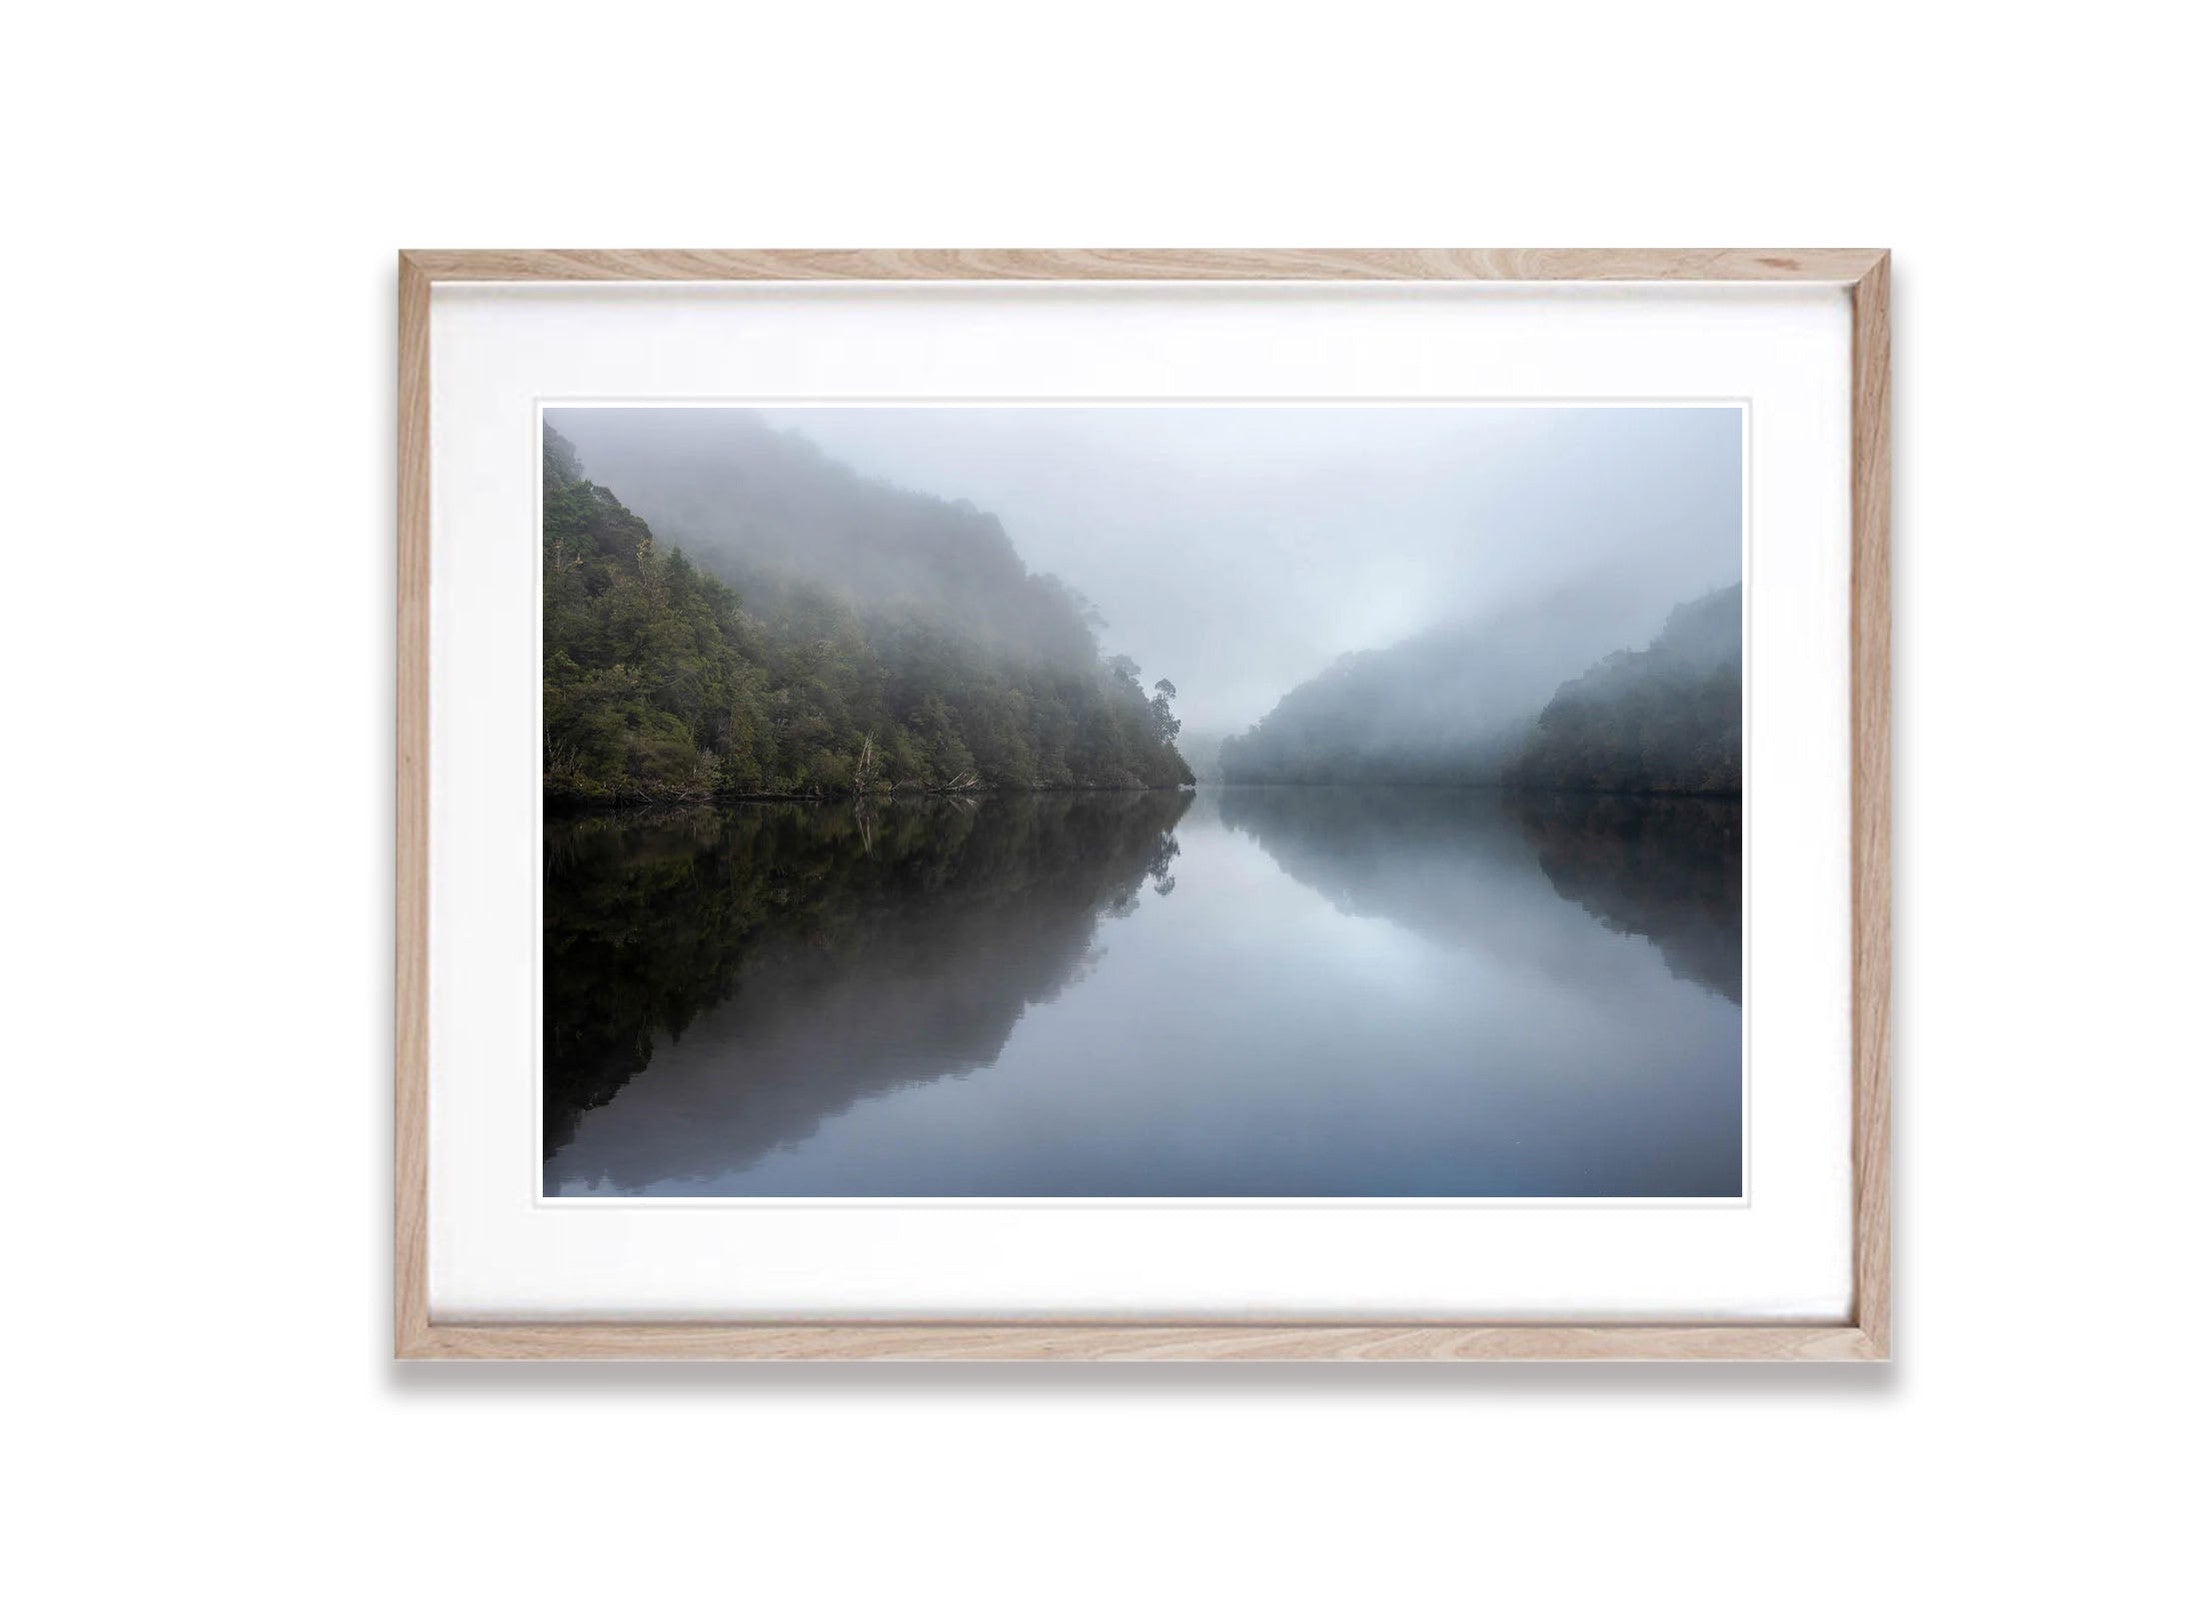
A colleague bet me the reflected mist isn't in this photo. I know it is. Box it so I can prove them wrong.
[546,789,1740,1198]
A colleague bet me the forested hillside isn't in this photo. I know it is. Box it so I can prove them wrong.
[542,423,1191,804]
[1216,590,1653,786]
[550,408,1100,665]
[1504,584,1741,795]
[1219,583,1741,796]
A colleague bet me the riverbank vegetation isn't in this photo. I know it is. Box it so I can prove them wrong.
[1220,583,1742,796]
[1503,585,1741,795]
[542,424,1192,806]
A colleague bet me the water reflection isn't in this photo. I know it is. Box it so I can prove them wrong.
[1218,786,1740,1005]
[545,792,1190,1179]
[546,786,1742,1198]
[1509,792,1741,1004]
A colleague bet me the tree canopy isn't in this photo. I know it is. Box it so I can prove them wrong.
[542,425,1192,805]
[1503,584,1741,795]
[1220,583,1742,796]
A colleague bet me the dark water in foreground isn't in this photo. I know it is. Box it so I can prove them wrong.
[544,787,1741,1198]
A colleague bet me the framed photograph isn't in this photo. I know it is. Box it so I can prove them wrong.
[397,249,1889,1359]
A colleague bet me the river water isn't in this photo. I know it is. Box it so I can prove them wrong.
[544,786,1741,1198]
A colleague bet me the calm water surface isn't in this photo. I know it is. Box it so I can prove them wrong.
[544,787,1740,1197]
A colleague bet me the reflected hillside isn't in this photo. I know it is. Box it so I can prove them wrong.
[1217,786,1579,961]
[1218,785,1739,1002]
[1507,791,1741,1003]
[544,791,1190,1189]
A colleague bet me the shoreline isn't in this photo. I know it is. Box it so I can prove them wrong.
[544,777,1741,814]
[545,781,1199,813]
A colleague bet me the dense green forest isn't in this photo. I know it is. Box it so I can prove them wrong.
[1504,584,1741,795]
[1218,589,1665,787]
[542,422,1192,804]
[1220,584,1741,795]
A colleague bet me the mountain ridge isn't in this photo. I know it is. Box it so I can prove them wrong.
[541,422,1192,804]
[1219,582,1741,795]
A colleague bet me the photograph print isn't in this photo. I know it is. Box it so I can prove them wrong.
[542,404,1743,1199]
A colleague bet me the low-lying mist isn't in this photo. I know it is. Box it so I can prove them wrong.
[554,404,1743,749]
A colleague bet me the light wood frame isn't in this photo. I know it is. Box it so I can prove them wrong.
[397,249,1891,1360]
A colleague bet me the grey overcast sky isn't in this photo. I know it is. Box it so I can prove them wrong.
[753,405,1742,739]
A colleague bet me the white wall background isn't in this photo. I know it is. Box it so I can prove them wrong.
[8,3,2192,1593]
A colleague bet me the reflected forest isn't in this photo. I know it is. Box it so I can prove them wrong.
[543,406,1744,1198]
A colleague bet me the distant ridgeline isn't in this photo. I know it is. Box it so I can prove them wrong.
[1221,583,1742,796]
[1505,584,1741,795]
[541,417,1192,805]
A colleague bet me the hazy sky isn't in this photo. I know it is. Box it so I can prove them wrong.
[752,405,1741,739]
